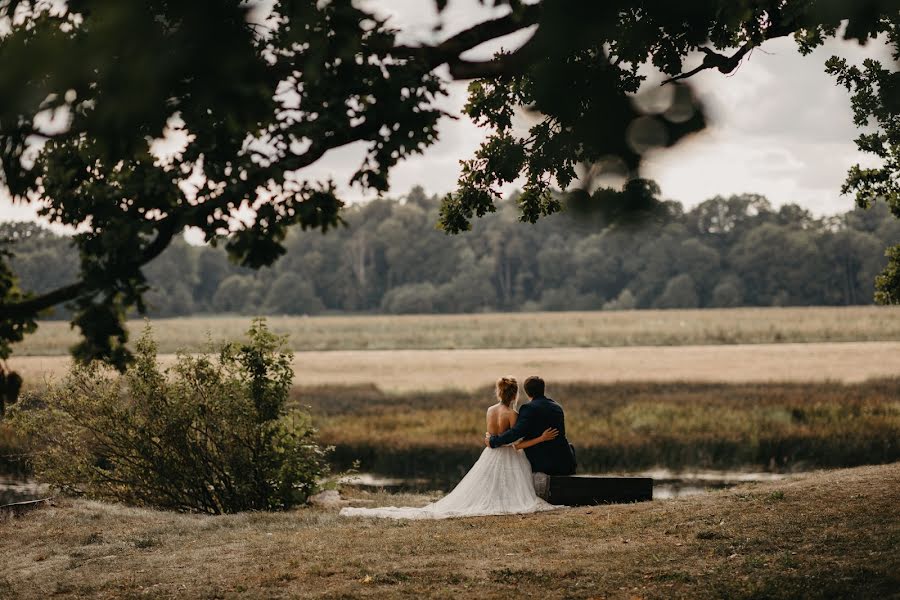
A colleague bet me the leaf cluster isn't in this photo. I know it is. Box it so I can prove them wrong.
[9,318,329,513]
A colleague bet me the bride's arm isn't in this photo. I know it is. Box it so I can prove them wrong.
[513,428,559,450]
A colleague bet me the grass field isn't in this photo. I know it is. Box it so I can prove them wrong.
[2,463,897,599]
[10,341,900,393]
[303,379,900,477]
[12,306,900,355]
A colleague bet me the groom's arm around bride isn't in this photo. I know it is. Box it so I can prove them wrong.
[487,376,577,477]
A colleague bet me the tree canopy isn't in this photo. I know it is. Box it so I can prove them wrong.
[7,186,896,318]
[0,0,898,405]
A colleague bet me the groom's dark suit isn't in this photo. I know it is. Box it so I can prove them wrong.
[489,396,576,476]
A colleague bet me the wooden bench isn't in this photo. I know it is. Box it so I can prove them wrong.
[534,475,653,505]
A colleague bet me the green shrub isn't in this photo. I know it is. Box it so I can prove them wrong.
[10,318,328,513]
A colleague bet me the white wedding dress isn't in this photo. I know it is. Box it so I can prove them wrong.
[339,445,560,519]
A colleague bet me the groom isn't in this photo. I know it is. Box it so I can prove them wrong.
[486,376,577,476]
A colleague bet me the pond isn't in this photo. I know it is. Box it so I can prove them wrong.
[0,475,49,506]
[340,468,791,499]
[0,469,791,507]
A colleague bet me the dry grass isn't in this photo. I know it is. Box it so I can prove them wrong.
[12,306,900,356]
[10,341,900,393]
[304,379,900,476]
[1,463,898,599]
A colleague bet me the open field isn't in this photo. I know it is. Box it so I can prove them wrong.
[12,306,900,355]
[10,341,900,392]
[2,463,898,599]
[304,379,900,477]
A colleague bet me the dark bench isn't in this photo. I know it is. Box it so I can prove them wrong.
[534,475,653,505]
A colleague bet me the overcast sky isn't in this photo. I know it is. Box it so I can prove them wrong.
[0,1,892,235]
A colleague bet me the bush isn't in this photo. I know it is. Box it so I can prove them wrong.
[603,289,636,311]
[711,277,744,308]
[263,273,325,315]
[10,319,329,514]
[538,285,601,312]
[212,274,262,313]
[654,274,699,309]
[381,282,438,314]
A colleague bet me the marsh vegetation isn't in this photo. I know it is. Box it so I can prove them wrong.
[303,380,900,482]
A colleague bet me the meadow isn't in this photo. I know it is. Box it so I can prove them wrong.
[10,342,900,393]
[303,380,900,479]
[12,305,900,355]
[2,463,897,599]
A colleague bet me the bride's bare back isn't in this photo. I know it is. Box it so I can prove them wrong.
[486,403,517,436]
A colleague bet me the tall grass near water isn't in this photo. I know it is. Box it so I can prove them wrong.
[298,379,900,480]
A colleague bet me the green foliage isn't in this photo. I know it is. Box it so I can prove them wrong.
[875,245,900,304]
[0,230,35,415]
[381,283,440,314]
[263,273,325,315]
[9,319,329,513]
[655,274,700,309]
[826,53,900,304]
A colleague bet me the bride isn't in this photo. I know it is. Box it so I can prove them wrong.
[339,376,562,519]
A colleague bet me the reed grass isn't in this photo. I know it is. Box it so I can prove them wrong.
[299,379,900,477]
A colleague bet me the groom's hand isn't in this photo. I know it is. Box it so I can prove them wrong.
[484,433,491,448]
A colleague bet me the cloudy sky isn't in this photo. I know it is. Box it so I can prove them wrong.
[0,1,892,234]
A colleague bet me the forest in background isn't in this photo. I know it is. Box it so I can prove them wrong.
[6,183,899,318]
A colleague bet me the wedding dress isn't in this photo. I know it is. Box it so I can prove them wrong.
[339,445,561,519]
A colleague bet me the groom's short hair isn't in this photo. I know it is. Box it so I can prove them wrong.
[523,376,545,398]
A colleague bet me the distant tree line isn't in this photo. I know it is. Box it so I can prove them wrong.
[7,184,898,318]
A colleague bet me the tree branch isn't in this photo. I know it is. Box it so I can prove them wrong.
[394,2,542,75]
[0,120,378,320]
[661,44,755,85]
[447,27,542,79]
[0,216,180,317]
[661,21,798,86]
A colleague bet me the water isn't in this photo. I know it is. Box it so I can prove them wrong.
[635,468,788,499]
[0,475,49,506]
[341,469,791,499]
[0,469,790,506]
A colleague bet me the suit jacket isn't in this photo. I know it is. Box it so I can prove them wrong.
[489,396,576,476]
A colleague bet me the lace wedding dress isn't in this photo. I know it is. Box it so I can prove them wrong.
[339,445,561,519]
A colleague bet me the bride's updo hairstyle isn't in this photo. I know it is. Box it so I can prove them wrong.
[496,377,518,407]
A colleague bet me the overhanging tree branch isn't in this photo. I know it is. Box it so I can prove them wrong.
[394,2,542,73]
[661,22,799,85]
[0,122,375,318]
[0,216,179,318]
